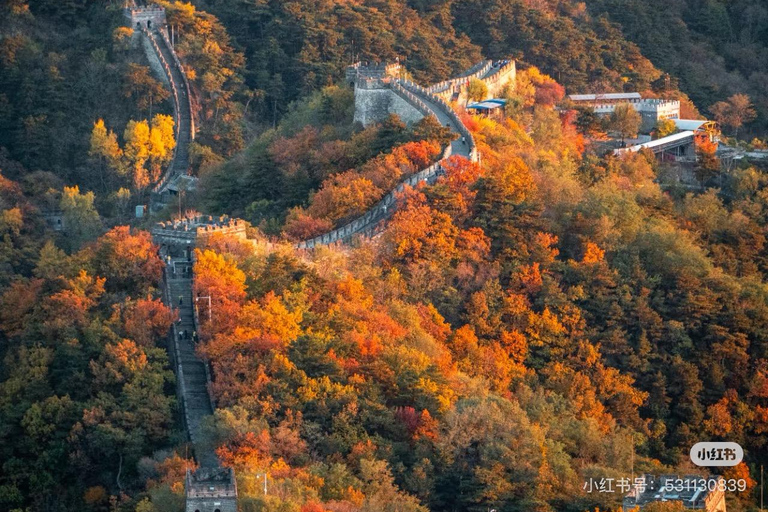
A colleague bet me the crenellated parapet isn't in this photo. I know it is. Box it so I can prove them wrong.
[185,468,238,512]
[428,59,516,105]
[346,61,403,87]
[298,60,494,249]
[152,215,247,246]
[124,4,166,29]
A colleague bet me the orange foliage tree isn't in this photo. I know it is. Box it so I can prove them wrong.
[194,248,247,336]
[305,171,381,224]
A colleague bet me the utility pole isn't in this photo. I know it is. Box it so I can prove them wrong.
[257,473,268,495]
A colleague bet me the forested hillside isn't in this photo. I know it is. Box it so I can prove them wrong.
[184,83,768,512]
[0,0,174,196]
[1,0,767,511]
[583,0,768,132]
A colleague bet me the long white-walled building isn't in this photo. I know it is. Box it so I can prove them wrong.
[569,93,681,132]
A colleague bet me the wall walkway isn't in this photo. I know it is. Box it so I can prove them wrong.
[127,5,196,206]
[296,62,494,249]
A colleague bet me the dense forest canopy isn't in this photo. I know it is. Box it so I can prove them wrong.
[0,0,768,511]
[581,0,768,133]
[2,0,766,204]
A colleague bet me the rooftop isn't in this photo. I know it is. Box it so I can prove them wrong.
[467,99,507,110]
[674,119,718,131]
[569,92,642,102]
[617,130,695,153]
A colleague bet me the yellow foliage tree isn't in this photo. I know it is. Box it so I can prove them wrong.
[90,119,125,178]
[121,114,175,190]
[123,120,151,191]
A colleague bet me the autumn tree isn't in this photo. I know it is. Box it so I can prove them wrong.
[89,119,124,187]
[121,115,176,191]
[305,171,382,225]
[283,207,333,241]
[88,226,164,296]
[710,94,756,138]
[60,185,102,250]
[124,119,151,191]
[695,138,720,185]
[148,114,176,177]
[123,63,170,117]
[467,78,488,102]
[609,103,642,144]
[575,108,603,137]
[193,248,247,335]
[655,118,677,138]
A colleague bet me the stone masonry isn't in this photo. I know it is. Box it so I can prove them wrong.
[185,468,238,512]
[125,4,196,208]
[152,216,242,510]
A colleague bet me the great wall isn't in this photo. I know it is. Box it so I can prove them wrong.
[297,59,516,249]
[153,216,244,512]
[127,4,239,511]
[130,4,516,509]
[125,3,196,211]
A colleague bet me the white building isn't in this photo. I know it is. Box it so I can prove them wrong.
[569,93,681,133]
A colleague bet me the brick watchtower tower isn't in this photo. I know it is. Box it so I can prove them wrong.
[185,468,237,512]
[124,3,166,29]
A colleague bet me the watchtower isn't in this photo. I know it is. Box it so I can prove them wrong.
[346,61,402,88]
[151,215,247,257]
[124,3,166,30]
[346,61,427,126]
[185,468,238,512]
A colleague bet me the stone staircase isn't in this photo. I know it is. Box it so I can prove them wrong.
[165,258,219,469]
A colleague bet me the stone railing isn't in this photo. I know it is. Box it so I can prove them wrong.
[482,60,515,90]
[389,80,436,119]
[296,158,450,249]
[160,254,193,439]
[157,28,196,139]
[138,23,195,196]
